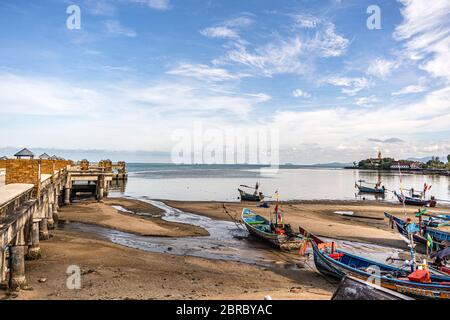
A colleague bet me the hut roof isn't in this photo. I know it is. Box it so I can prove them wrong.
[14,148,35,158]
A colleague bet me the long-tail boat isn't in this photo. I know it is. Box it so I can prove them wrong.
[355,180,386,194]
[299,226,450,300]
[238,182,264,202]
[242,208,302,251]
[332,276,413,300]
[394,191,437,207]
[384,212,450,249]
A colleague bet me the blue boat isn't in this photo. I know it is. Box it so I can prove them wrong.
[355,180,386,194]
[384,212,450,249]
[241,208,302,250]
[301,226,450,300]
[394,191,437,207]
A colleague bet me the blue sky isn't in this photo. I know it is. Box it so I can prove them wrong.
[0,0,449,163]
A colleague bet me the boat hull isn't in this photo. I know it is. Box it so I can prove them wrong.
[384,212,450,249]
[394,192,436,207]
[238,189,263,202]
[311,241,450,300]
[242,208,302,250]
[356,185,385,194]
[332,276,414,300]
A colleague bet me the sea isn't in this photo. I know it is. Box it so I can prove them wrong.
[109,163,450,203]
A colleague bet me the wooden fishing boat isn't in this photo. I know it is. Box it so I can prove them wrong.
[394,191,437,207]
[355,180,386,194]
[238,188,263,202]
[384,212,450,249]
[424,217,450,228]
[332,276,414,300]
[301,226,450,299]
[238,182,264,202]
[241,208,302,250]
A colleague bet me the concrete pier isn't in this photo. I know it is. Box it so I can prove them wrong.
[26,221,41,260]
[39,218,50,240]
[9,230,27,290]
[0,155,126,291]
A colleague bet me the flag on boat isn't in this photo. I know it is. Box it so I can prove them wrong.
[427,233,434,249]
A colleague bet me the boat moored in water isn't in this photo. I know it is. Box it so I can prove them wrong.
[299,226,450,300]
[355,180,386,194]
[394,191,437,207]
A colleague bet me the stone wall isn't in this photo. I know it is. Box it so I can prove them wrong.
[55,160,69,171]
[100,159,113,172]
[80,160,89,171]
[117,161,126,174]
[5,160,40,194]
[0,160,6,169]
[40,160,55,175]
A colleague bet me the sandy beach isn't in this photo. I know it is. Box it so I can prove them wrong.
[165,199,450,248]
[3,197,448,300]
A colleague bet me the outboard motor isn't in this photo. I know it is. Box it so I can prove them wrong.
[284,224,294,236]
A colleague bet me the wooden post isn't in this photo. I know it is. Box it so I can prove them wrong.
[48,203,55,229]
[97,176,105,201]
[39,217,50,240]
[9,229,27,290]
[0,248,6,283]
[53,190,59,223]
[26,221,41,260]
[64,187,71,205]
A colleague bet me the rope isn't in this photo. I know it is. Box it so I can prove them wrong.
[222,204,244,230]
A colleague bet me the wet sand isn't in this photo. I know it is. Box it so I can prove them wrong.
[165,199,450,248]
[4,197,445,300]
[7,230,333,300]
[58,198,208,237]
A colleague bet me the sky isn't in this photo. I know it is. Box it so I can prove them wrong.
[0,0,449,163]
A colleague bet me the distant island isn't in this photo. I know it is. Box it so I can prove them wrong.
[349,151,450,172]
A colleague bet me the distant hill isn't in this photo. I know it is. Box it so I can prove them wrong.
[407,156,447,163]
[311,162,353,168]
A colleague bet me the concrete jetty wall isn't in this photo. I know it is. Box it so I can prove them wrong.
[0,157,126,291]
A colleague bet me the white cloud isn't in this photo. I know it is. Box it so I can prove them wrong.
[0,72,271,120]
[219,37,309,76]
[306,22,349,57]
[394,0,450,81]
[200,27,239,39]
[104,20,137,37]
[292,89,311,98]
[367,58,398,79]
[327,76,370,96]
[270,86,450,161]
[199,15,253,40]
[292,14,320,29]
[392,84,427,96]
[355,95,379,107]
[207,15,348,76]
[84,0,116,16]
[128,0,170,10]
[0,73,105,116]
[166,63,245,81]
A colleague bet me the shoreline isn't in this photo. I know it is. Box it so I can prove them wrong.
[9,229,334,300]
[58,198,209,237]
[4,196,449,300]
[164,199,450,249]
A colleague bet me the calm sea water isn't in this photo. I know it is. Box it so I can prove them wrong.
[109,164,450,202]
